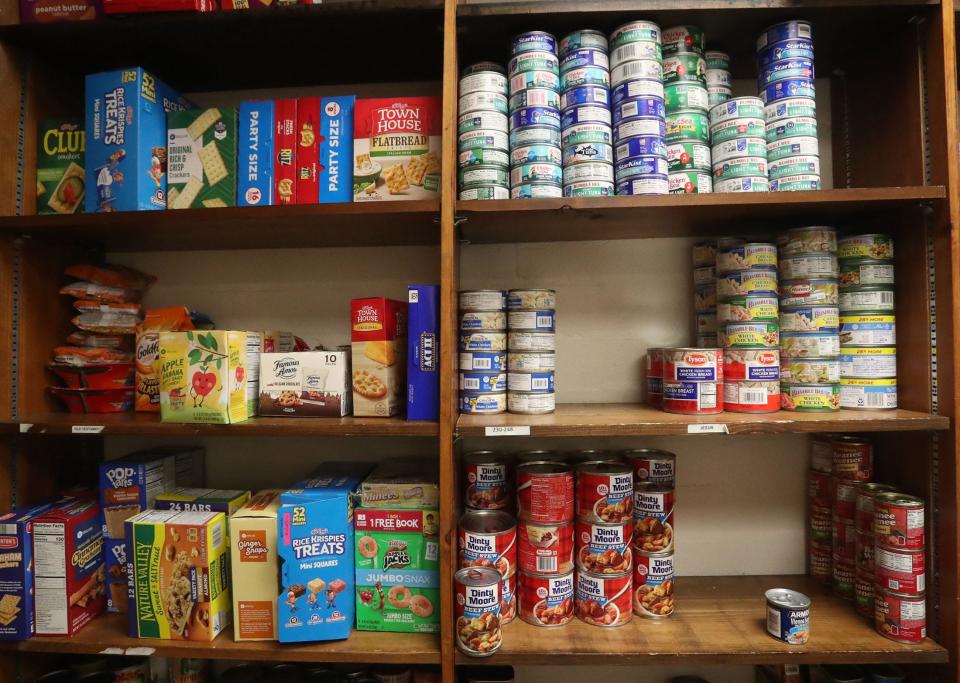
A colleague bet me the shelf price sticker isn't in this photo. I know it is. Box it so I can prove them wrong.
[485,426,531,437]
[687,423,729,434]
[72,425,105,434]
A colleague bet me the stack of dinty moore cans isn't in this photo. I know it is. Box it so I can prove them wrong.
[458,63,510,200]
[508,32,563,199]
[662,26,711,195]
[710,96,769,194]
[705,50,732,106]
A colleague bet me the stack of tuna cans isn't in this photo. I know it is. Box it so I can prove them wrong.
[458,63,511,200]
[777,226,841,411]
[837,234,897,410]
[716,240,781,412]
[459,289,508,415]
[507,289,556,415]
[508,32,563,199]
[710,97,769,194]
[559,30,615,197]
[627,448,675,618]
[693,240,718,347]
[663,26,711,194]
[705,50,732,106]
[757,20,821,192]
[609,20,669,195]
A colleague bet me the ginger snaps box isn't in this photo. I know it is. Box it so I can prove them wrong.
[230,490,281,641]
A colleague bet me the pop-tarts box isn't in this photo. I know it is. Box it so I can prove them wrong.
[0,501,58,640]
[319,96,354,203]
[407,285,439,421]
[278,462,371,642]
[104,537,129,613]
[238,100,274,206]
[85,67,187,213]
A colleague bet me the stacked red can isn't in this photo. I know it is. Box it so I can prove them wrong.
[659,347,724,415]
[626,448,675,618]
[874,490,927,643]
[829,435,873,602]
[806,435,833,585]
[645,347,664,407]
[853,481,895,619]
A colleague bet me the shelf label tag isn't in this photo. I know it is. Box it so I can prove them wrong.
[687,423,728,434]
[124,647,156,657]
[72,425,105,434]
[485,426,531,437]
[98,648,124,656]
[18,424,32,433]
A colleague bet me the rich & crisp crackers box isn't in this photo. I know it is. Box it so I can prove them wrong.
[166,107,237,209]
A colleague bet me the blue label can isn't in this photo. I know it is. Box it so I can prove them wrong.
[770,175,821,192]
[616,176,669,195]
[760,78,816,104]
[764,588,810,644]
[612,96,666,125]
[614,117,667,145]
[560,66,611,90]
[563,142,614,166]
[759,58,815,87]
[757,20,813,50]
[561,86,611,110]
[615,155,669,180]
[508,309,556,331]
[612,78,665,105]
[460,392,507,414]
[511,107,561,130]
[510,163,563,185]
[562,104,613,128]
[757,38,815,69]
[511,144,563,166]
[460,371,507,393]
[559,29,608,56]
[507,371,555,393]
[560,48,610,73]
[511,183,563,199]
[616,135,667,159]
[459,351,508,372]
[512,31,557,56]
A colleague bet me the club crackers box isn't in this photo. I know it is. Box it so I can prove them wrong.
[0,501,59,640]
[278,462,370,643]
[319,96,354,203]
[296,97,319,204]
[32,498,105,635]
[36,120,85,215]
[167,107,237,209]
[352,97,441,202]
[351,297,407,418]
[274,99,297,205]
[85,67,188,213]
[407,285,439,421]
[230,490,281,641]
[238,100,274,206]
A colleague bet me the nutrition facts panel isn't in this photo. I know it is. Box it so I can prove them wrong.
[33,522,68,635]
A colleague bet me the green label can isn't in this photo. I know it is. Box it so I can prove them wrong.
[708,96,764,126]
[662,53,707,86]
[710,118,766,144]
[713,156,767,180]
[838,234,895,260]
[764,97,817,123]
[721,321,780,348]
[664,83,710,112]
[839,260,895,288]
[717,295,779,323]
[766,136,820,162]
[766,117,818,143]
[666,110,709,143]
[666,142,711,171]
[459,166,509,188]
[668,171,712,194]
[781,383,840,411]
[662,25,706,54]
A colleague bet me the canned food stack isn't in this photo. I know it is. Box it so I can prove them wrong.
[608,20,669,195]
[662,25,712,194]
[458,63,511,200]
[458,506,517,630]
[855,478,896,621]
[626,448,676,618]
[807,436,833,587]
[558,30,615,197]
[705,50,732,106]
[874,489,927,644]
[692,240,718,348]
[709,97,769,194]
[508,32,563,199]
[757,20,821,192]
[777,226,841,412]
[829,436,874,604]
[659,346,723,414]
[837,234,897,410]
[716,241,780,413]
[507,289,557,414]
[459,289,508,415]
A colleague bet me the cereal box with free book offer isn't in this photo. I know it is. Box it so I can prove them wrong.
[319,96,354,203]
[354,507,440,633]
[85,67,188,213]
[0,501,58,640]
[351,297,407,417]
[407,285,439,421]
[36,119,85,215]
[166,107,237,209]
[238,100,274,206]
[353,97,441,201]
[231,490,281,641]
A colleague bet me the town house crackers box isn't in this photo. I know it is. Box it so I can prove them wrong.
[351,297,407,417]
[36,119,85,215]
[167,107,237,209]
[230,490,281,641]
[85,67,188,213]
[353,97,441,202]
[126,509,230,641]
[0,501,58,640]
[238,100,274,206]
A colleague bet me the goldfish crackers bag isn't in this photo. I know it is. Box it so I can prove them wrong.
[136,307,194,412]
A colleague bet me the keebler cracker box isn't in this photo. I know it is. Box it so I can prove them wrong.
[36,120,85,215]
[166,107,237,209]
[125,509,230,641]
[274,99,297,205]
[158,330,251,424]
[85,67,188,213]
[238,100,274,206]
[407,285,439,421]
[319,96,354,203]
[352,97,441,202]
[0,501,58,640]
[136,306,194,412]
[354,507,439,633]
[296,97,319,204]
[230,490,281,641]
[350,297,407,417]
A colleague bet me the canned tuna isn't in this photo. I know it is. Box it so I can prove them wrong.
[705,50,730,70]
[560,86,610,110]
[713,156,767,179]
[510,163,563,186]
[508,391,556,414]
[769,155,820,180]
[458,110,509,134]
[838,234,895,260]
[460,289,505,310]
[757,38,815,69]
[662,25,705,54]
[511,107,561,130]
[666,110,710,144]
[564,181,615,197]
[518,519,573,575]
[460,371,507,393]
[764,97,817,123]
[611,59,663,87]
[664,83,709,112]
[562,123,613,146]
[459,148,510,168]
[724,380,781,412]
[609,20,661,49]
[759,58,814,87]
[766,136,820,162]
[714,176,770,193]
[559,29,608,56]
[757,21,813,50]
[509,51,560,77]
[760,78,816,104]
[614,117,667,144]
[839,260,895,288]
[563,142,614,166]
[508,352,555,372]
[766,116,818,142]
[611,78,665,105]
[661,379,722,413]
[666,142,711,171]
[710,117,766,143]
[841,378,897,410]
[609,40,662,68]
[717,268,778,298]
[634,551,674,617]
[839,285,895,312]
[460,392,507,414]
[518,571,574,627]
[511,126,561,148]
[705,68,732,88]
[780,331,840,358]
[724,348,780,381]
[839,314,896,346]
[460,71,509,96]
[460,166,509,188]
[561,66,612,90]
[562,104,613,128]
[669,171,712,193]
[510,183,563,199]
[709,96,765,125]
[662,53,707,85]
[461,310,506,330]
[512,31,557,55]
[510,70,561,93]
[708,85,733,106]
[780,279,839,307]
[616,155,669,180]
[616,176,669,195]
[712,137,767,163]
[460,351,508,372]
[717,243,777,273]
[459,186,510,201]
[460,331,507,351]
[776,175,823,193]
[781,357,840,384]
[576,572,633,627]
[781,383,840,411]
[616,136,667,160]
[463,61,506,76]
[780,305,839,333]
[612,97,666,125]
[460,91,508,116]
[512,144,563,166]
[560,48,610,73]
[460,129,509,153]
[509,88,561,112]
[565,162,615,184]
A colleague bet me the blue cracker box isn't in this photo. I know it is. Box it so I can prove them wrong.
[407,285,439,421]
[85,67,188,213]
[238,100,275,206]
[278,462,371,642]
[104,537,128,613]
[0,501,58,640]
[318,96,354,203]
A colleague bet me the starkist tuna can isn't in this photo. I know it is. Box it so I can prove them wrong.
[517,461,574,524]
[757,38,814,69]
[616,156,669,180]
[518,571,575,627]
[575,572,632,627]
[611,78,665,105]
[610,40,662,68]
[759,58,814,88]
[561,66,612,90]
[576,461,634,524]
[576,519,633,574]
[759,78,816,104]
[616,177,669,195]
[459,509,517,578]
[512,31,557,55]
[508,51,560,78]
[611,60,663,87]
[612,97,666,125]
[560,48,609,73]
[560,29,608,56]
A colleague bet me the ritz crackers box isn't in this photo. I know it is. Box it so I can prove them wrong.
[274,99,297,205]
[350,298,407,417]
[407,285,439,421]
[238,101,274,206]
[36,120,85,215]
[296,97,320,204]
[0,501,58,640]
[85,67,187,213]
[319,96,354,203]
[230,490,282,641]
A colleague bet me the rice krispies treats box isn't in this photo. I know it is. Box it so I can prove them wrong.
[352,97,441,202]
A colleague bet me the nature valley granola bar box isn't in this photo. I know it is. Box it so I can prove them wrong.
[36,120,85,215]
[351,297,407,417]
[167,107,237,209]
[155,488,251,517]
[230,490,281,641]
[352,97,441,202]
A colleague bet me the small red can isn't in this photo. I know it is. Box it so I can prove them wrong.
[722,379,780,413]
[663,347,723,382]
[517,571,575,627]
[723,348,779,381]
[833,479,858,520]
[575,519,633,574]
[876,546,926,594]
[855,531,874,574]
[517,461,574,524]
[832,436,874,482]
[463,451,512,510]
[808,469,832,510]
[808,541,832,584]
[500,570,517,625]
[575,571,633,627]
[624,448,675,485]
[833,558,855,600]
[518,519,574,576]
[576,461,634,523]
[856,483,898,533]
[633,483,674,553]
[875,588,927,643]
[874,492,925,550]
[833,516,856,562]
[454,567,503,657]
[809,511,832,545]
[854,570,874,619]
[633,550,674,618]
[661,379,723,414]
[458,510,517,578]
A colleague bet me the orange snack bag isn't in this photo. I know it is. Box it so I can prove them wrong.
[73,300,142,315]
[64,264,156,291]
[136,307,194,412]
[59,281,139,304]
[53,346,133,366]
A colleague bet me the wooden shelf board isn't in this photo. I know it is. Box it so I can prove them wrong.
[2,614,440,664]
[456,403,949,437]
[0,202,440,251]
[458,0,937,16]
[458,188,945,244]
[455,575,947,666]
[9,413,438,437]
